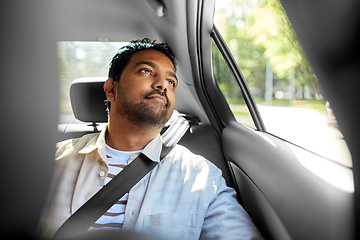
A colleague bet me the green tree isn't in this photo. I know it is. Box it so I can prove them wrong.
[215,0,320,102]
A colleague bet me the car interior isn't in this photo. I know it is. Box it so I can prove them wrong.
[1,0,359,240]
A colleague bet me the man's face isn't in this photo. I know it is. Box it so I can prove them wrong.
[112,49,177,129]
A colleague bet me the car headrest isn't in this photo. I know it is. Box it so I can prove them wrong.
[70,77,108,123]
[69,77,194,147]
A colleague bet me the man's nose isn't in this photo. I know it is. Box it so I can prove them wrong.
[152,75,168,92]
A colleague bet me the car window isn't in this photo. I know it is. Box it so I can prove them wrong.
[212,40,256,129]
[214,0,351,167]
[57,41,127,124]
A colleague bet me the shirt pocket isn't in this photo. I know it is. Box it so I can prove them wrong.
[145,212,198,240]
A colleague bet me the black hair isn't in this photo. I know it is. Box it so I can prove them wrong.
[108,38,177,81]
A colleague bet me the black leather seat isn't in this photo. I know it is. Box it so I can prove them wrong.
[58,77,235,189]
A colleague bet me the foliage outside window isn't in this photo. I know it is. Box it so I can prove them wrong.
[215,0,321,106]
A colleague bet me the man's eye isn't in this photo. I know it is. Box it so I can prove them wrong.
[140,69,151,74]
[168,80,175,86]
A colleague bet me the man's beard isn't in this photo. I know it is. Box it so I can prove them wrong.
[115,88,172,130]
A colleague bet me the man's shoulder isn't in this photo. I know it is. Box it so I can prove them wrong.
[55,132,100,159]
[168,144,221,173]
[170,144,203,160]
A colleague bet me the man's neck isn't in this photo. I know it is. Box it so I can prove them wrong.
[105,116,161,151]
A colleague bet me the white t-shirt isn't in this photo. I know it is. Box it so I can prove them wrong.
[89,144,141,230]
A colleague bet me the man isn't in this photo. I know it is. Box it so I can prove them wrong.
[40,39,263,239]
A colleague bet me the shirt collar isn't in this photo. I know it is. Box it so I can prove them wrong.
[77,124,107,160]
[77,124,163,164]
[141,134,162,163]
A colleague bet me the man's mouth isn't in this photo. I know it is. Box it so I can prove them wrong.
[144,91,169,107]
[147,94,166,103]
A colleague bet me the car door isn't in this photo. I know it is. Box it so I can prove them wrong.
[188,1,355,239]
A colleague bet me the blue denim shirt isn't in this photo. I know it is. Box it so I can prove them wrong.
[40,126,263,240]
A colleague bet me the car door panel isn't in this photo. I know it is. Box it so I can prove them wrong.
[222,121,355,240]
[230,161,291,240]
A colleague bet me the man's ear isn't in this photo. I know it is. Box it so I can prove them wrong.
[104,78,116,102]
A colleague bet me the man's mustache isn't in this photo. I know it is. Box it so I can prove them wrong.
[144,89,170,107]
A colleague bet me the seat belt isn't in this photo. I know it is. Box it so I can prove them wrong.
[53,145,173,239]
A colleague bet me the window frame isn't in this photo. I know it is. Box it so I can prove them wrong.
[210,26,266,131]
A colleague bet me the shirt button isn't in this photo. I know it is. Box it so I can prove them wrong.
[99,171,105,177]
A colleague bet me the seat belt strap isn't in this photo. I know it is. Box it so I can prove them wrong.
[53,145,173,239]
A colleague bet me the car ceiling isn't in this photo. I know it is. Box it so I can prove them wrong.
[53,0,211,124]
[53,0,178,42]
